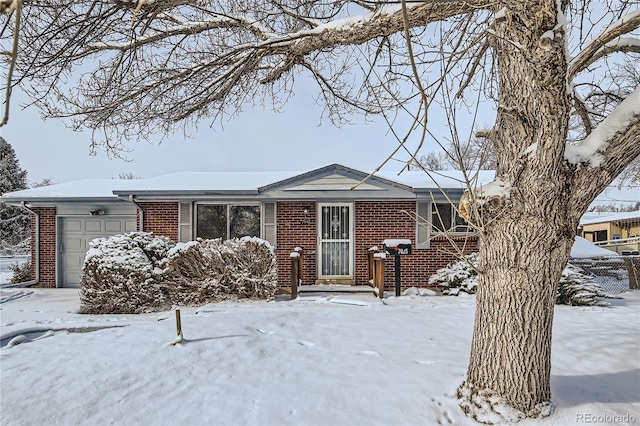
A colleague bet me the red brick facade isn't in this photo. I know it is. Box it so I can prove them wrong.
[29,200,474,290]
[276,200,477,290]
[139,202,179,242]
[30,207,57,288]
[276,201,318,285]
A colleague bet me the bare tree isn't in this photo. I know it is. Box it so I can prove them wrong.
[1,0,639,422]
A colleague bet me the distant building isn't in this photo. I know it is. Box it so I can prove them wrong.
[579,210,640,255]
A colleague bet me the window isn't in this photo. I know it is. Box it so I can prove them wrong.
[196,204,261,240]
[416,201,470,248]
[432,203,469,233]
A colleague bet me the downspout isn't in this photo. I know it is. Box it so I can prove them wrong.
[128,194,144,231]
[4,202,39,288]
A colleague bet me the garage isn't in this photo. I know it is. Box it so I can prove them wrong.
[59,216,137,288]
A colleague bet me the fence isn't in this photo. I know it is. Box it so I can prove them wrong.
[569,256,639,294]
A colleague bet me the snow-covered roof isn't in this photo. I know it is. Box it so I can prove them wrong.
[1,179,132,201]
[570,236,619,258]
[580,210,640,225]
[378,170,495,191]
[1,165,497,203]
[113,171,296,193]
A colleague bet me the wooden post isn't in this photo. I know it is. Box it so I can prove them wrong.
[624,257,640,290]
[290,252,299,299]
[367,249,375,283]
[374,255,385,299]
[175,308,182,337]
[295,247,304,284]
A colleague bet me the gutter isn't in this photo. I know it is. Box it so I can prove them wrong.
[2,203,39,288]
[127,194,144,232]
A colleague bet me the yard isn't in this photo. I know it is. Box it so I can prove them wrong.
[1,288,638,425]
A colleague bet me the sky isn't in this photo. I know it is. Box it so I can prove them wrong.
[1,287,638,425]
[0,80,429,185]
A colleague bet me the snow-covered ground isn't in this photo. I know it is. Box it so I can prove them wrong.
[1,289,638,425]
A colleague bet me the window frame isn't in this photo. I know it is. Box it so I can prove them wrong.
[194,201,263,241]
[416,200,471,249]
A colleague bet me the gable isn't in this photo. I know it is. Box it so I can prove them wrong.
[283,173,383,191]
[259,164,415,200]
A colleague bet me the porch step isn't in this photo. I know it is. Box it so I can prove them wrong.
[314,278,356,285]
[299,284,374,293]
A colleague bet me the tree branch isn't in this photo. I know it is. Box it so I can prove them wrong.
[568,8,640,79]
[569,85,640,212]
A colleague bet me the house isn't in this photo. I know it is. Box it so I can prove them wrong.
[1,164,494,289]
[579,210,640,255]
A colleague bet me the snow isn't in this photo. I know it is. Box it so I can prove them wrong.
[570,236,620,258]
[565,86,640,167]
[477,177,511,200]
[580,210,640,225]
[382,238,412,246]
[1,288,638,425]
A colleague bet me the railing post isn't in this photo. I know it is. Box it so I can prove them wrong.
[294,247,304,284]
[290,251,300,300]
[367,246,378,283]
[374,253,386,299]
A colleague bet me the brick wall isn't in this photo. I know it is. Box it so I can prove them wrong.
[139,202,179,241]
[274,200,477,289]
[275,201,317,285]
[30,207,56,288]
[356,201,477,289]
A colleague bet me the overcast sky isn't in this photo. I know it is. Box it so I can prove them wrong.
[0,77,439,185]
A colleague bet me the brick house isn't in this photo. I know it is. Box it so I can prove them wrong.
[1,164,492,290]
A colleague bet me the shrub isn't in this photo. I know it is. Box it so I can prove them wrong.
[9,261,31,284]
[80,232,175,314]
[428,253,615,306]
[79,232,278,314]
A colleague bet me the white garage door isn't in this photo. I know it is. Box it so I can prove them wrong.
[59,216,137,288]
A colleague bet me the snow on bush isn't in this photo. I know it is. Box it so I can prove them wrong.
[80,232,277,314]
[428,254,615,306]
[80,232,175,314]
[428,253,479,295]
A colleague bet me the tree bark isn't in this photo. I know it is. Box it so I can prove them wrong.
[458,2,582,421]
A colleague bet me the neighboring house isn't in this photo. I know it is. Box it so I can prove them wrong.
[1,164,493,289]
[579,210,640,255]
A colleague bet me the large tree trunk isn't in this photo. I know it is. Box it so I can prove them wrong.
[459,215,575,422]
[458,2,581,422]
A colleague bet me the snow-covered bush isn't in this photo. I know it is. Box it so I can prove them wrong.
[80,232,175,314]
[164,237,277,304]
[80,233,277,314]
[427,253,479,295]
[558,264,613,307]
[428,254,615,306]
[9,261,30,284]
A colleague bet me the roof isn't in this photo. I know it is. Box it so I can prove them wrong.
[1,164,497,204]
[580,210,640,226]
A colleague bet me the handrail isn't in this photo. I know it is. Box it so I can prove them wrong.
[593,236,640,246]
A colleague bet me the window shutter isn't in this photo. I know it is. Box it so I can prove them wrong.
[262,202,277,247]
[179,202,192,242]
[416,201,430,248]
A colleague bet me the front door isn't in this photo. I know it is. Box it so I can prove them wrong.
[317,203,354,282]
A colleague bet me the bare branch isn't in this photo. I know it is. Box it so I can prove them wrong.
[568,8,640,79]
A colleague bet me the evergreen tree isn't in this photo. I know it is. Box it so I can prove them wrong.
[0,137,30,247]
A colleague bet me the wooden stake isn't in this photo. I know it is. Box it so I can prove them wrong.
[175,308,182,337]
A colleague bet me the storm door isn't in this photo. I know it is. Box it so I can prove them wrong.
[317,203,354,280]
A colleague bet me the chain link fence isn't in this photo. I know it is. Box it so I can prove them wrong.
[569,256,640,294]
